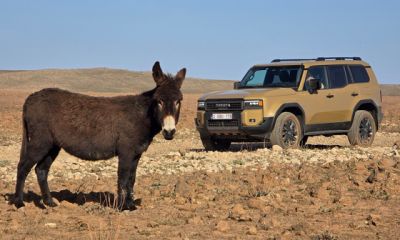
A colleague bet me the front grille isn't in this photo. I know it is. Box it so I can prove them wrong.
[206,100,243,111]
[207,120,239,128]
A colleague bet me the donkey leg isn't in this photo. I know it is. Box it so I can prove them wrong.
[14,159,36,208]
[35,146,60,207]
[117,153,140,210]
[126,154,141,207]
[15,144,51,208]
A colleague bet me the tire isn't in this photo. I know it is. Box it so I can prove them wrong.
[348,110,376,147]
[270,112,303,149]
[200,135,231,151]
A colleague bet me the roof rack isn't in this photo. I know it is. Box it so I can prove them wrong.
[316,57,362,61]
[271,58,315,63]
[271,57,362,63]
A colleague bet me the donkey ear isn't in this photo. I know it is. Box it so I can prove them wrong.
[175,68,186,89]
[152,61,165,86]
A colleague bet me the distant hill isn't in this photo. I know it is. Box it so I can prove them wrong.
[0,68,234,94]
[0,68,398,95]
[380,84,400,96]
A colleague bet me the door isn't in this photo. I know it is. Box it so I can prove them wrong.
[325,65,353,124]
[299,66,337,125]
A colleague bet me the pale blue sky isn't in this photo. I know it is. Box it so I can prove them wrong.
[1,0,399,83]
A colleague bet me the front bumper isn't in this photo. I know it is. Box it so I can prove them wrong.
[195,116,274,141]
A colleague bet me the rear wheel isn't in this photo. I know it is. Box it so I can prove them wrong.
[200,135,231,151]
[348,110,376,147]
[270,112,303,149]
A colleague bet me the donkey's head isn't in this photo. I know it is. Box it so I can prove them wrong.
[152,61,186,140]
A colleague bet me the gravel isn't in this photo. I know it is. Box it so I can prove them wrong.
[0,129,398,185]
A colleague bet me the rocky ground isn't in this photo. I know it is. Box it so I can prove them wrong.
[1,91,400,239]
[1,128,400,239]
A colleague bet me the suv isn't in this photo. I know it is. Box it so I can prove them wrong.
[195,57,383,150]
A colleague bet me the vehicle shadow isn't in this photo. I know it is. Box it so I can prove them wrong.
[6,190,141,210]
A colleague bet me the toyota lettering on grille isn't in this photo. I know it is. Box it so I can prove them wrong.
[215,103,230,108]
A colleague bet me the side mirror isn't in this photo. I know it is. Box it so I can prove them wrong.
[307,78,321,94]
[233,82,241,89]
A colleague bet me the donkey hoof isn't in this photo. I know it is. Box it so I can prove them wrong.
[14,200,25,209]
[118,199,136,211]
[121,203,136,211]
[43,198,58,207]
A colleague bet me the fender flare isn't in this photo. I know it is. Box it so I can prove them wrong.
[351,99,380,128]
[272,103,306,134]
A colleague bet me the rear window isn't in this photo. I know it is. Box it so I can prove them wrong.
[327,65,348,88]
[349,65,370,83]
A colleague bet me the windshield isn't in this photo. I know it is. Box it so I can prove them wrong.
[239,66,303,88]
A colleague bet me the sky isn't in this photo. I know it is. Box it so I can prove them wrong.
[0,0,399,83]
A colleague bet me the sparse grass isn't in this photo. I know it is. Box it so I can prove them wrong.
[87,193,122,240]
[0,159,10,167]
[88,217,121,240]
[233,159,244,165]
[156,217,185,226]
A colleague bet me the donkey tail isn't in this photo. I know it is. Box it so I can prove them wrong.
[19,112,29,163]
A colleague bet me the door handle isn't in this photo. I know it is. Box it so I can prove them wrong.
[326,94,334,98]
[351,92,359,97]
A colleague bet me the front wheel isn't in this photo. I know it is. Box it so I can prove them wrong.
[270,112,303,149]
[347,110,376,147]
[200,135,231,151]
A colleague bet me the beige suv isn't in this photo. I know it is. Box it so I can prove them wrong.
[195,57,383,150]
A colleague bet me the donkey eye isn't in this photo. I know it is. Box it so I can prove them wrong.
[158,101,163,108]
[175,101,181,108]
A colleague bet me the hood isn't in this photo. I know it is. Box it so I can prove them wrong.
[199,88,296,100]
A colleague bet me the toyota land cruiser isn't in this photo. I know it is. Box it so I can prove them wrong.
[195,57,383,150]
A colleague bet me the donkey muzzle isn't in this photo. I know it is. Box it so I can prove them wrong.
[162,129,176,140]
[162,115,176,140]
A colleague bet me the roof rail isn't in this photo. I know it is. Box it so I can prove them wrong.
[271,58,316,63]
[316,57,362,61]
[271,57,362,63]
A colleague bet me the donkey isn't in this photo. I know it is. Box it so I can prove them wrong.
[13,62,186,210]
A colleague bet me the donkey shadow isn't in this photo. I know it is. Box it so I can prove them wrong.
[6,190,141,210]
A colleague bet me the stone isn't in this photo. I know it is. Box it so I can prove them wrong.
[45,222,57,228]
[215,220,230,232]
[258,217,273,230]
[272,145,283,152]
[61,201,77,209]
[247,226,258,235]
[247,198,265,211]
[393,140,400,149]
[174,179,192,198]
[187,216,203,225]
[230,204,252,221]
[175,196,187,205]
[232,204,246,216]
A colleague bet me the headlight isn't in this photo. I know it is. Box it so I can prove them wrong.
[198,101,205,110]
[244,99,263,108]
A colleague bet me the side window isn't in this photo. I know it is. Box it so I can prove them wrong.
[305,66,328,89]
[327,65,348,88]
[349,65,370,83]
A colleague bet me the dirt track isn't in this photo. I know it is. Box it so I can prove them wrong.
[0,91,400,239]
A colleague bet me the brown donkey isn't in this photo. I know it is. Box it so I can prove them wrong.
[14,62,186,210]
